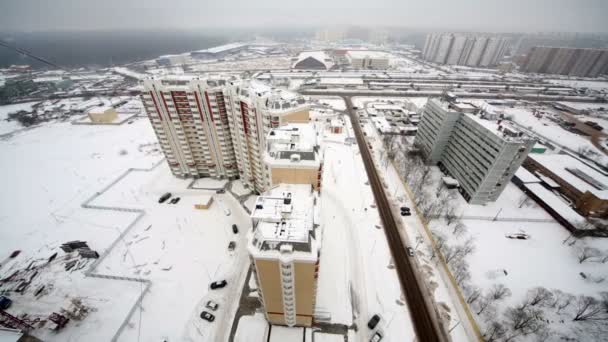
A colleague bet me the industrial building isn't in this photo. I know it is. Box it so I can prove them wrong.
[264,124,322,191]
[346,50,390,69]
[415,98,535,204]
[190,42,249,59]
[292,51,334,70]
[142,76,310,193]
[521,46,608,77]
[87,106,117,123]
[248,184,320,327]
[422,33,510,67]
[523,153,608,218]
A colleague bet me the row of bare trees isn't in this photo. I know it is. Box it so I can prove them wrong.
[480,287,608,342]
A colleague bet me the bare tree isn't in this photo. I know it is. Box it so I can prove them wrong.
[451,257,471,286]
[476,294,494,315]
[445,206,458,226]
[523,287,554,308]
[452,221,467,237]
[503,306,546,341]
[577,246,602,264]
[466,286,482,305]
[556,291,576,314]
[573,295,608,321]
[382,134,398,160]
[599,292,608,314]
[483,321,507,342]
[489,283,512,301]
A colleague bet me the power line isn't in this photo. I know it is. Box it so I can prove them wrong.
[0,39,63,70]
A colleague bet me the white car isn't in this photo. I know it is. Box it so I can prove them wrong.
[205,300,219,311]
[370,331,383,342]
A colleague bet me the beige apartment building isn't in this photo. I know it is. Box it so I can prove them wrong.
[248,184,320,327]
[264,123,322,191]
[142,76,310,193]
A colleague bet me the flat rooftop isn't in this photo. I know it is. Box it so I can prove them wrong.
[347,50,391,59]
[250,184,317,255]
[266,124,319,166]
[528,153,608,199]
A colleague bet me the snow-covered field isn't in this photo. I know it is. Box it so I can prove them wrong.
[502,105,608,165]
[0,116,250,341]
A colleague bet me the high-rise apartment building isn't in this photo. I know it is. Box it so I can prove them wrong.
[264,123,322,191]
[142,76,310,193]
[415,98,535,204]
[248,183,320,327]
[521,47,608,77]
[422,33,509,67]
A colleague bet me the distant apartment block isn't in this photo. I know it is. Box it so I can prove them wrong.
[141,76,310,193]
[346,50,390,70]
[521,46,608,77]
[265,124,322,191]
[248,184,320,327]
[422,33,509,67]
[415,98,535,204]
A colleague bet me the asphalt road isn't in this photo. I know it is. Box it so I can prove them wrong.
[343,96,449,342]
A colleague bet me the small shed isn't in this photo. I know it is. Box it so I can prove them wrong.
[194,195,214,210]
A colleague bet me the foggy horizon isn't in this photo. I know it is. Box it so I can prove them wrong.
[1,0,608,34]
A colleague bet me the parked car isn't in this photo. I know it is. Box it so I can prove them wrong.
[0,296,12,310]
[210,280,227,290]
[232,224,239,234]
[205,300,219,311]
[370,331,383,342]
[228,241,236,251]
[367,314,381,330]
[158,192,171,203]
[406,247,415,257]
[216,189,226,194]
[200,311,215,322]
[224,209,231,216]
[169,197,181,204]
[400,210,411,217]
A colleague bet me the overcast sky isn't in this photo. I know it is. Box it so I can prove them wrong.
[1,0,607,33]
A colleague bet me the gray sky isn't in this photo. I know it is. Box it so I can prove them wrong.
[1,0,607,33]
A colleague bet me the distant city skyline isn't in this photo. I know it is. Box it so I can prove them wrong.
[1,0,607,33]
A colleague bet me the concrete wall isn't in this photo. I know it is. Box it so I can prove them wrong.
[270,167,320,190]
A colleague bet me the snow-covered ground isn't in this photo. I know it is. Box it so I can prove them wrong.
[547,79,608,92]
[0,116,251,341]
[501,105,608,165]
[92,164,251,342]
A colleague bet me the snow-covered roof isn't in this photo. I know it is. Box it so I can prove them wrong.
[249,184,318,257]
[292,51,334,69]
[265,124,319,167]
[88,106,115,114]
[528,153,608,199]
[346,50,390,59]
[524,183,585,224]
[515,167,541,184]
[0,328,23,342]
[193,42,248,54]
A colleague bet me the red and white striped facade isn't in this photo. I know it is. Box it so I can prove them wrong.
[142,76,310,193]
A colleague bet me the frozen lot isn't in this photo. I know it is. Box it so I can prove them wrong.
[92,163,251,342]
[0,117,251,341]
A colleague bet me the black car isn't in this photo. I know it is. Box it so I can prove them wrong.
[216,189,226,194]
[367,314,381,330]
[400,210,411,217]
[169,197,181,204]
[232,224,239,234]
[158,193,171,203]
[210,280,227,290]
[200,311,215,322]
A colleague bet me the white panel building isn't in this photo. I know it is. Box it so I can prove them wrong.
[415,98,535,204]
